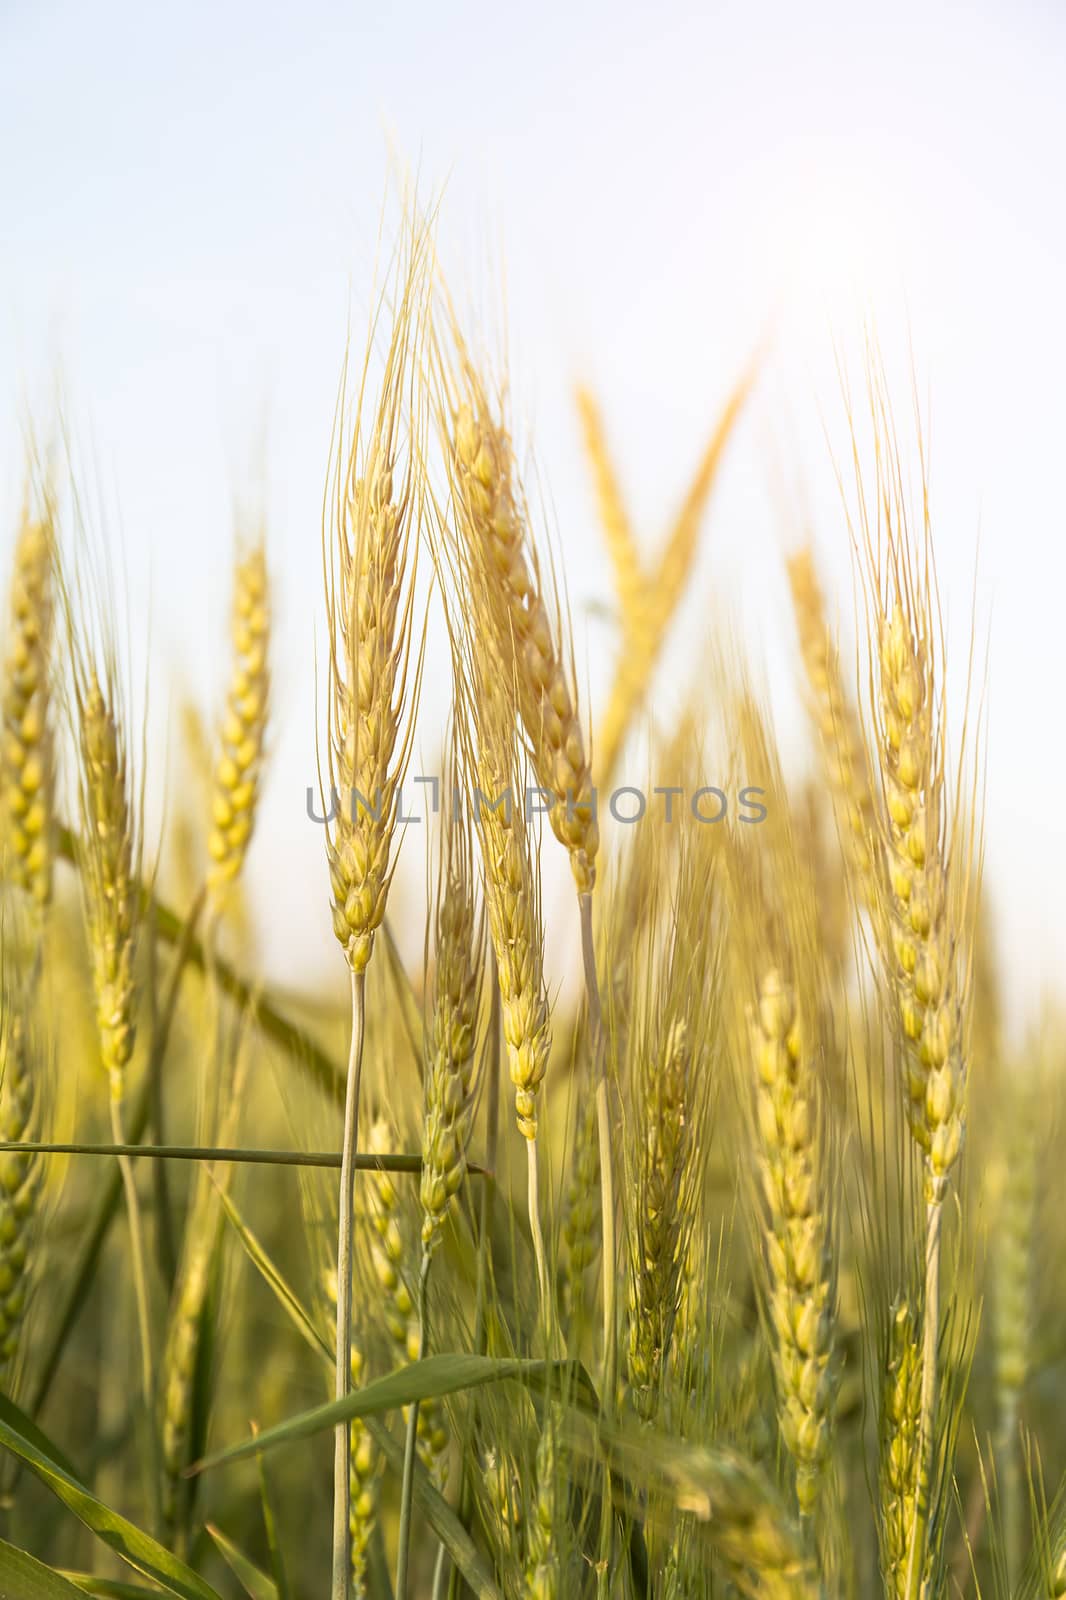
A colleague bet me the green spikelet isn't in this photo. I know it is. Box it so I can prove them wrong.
[2,510,55,909]
[878,1299,923,1598]
[366,1119,448,1483]
[0,1005,40,1379]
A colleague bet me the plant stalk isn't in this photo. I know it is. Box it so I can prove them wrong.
[332,967,367,1600]
[110,1094,162,1533]
[578,892,615,1410]
[395,1252,432,1600]
[905,1192,944,1600]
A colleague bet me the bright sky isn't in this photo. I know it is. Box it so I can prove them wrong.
[2,0,1064,1036]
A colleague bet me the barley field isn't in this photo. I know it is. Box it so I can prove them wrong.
[0,194,1063,1600]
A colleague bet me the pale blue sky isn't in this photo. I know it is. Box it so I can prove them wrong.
[2,0,1064,1028]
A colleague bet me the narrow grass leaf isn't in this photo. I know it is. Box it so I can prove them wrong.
[0,1410,222,1600]
[205,1525,278,1600]
[195,1353,581,1471]
[0,1541,89,1600]
[213,1184,331,1363]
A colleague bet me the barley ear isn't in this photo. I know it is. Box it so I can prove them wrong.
[446,355,597,894]
[206,537,270,912]
[0,997,42,1382]
[750,970,837,1516]
[2,501,56,911]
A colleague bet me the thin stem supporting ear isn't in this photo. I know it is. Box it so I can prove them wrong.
[332,967,367,1600]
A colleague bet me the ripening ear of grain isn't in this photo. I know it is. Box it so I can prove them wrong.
[418,772,484,1259]
[0,990,42,1383]
[749,969,838,1518]
[364,1117,449,1484]
[445,349,598,897]
[2,498,56,912]
[623,846,715,1425]
[75,667,139,1107]
[878,1298,924,1598]
[849,365,980,1599]
[206,537,271,915]
[324,221,431,1600]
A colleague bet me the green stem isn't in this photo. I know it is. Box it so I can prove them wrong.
[905,1192,944,1600]
[527,1136,555,1350]
[395,1253,432,1600]
[110,1095,162,1534]
[578,892,615,1408]
[579,890,616,1599]
[31,878,203,1421]
[332,968,366,1600]
[57,824,347,1104]
[448,965,501,1600]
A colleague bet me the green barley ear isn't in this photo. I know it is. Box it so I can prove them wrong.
[419,756,484,1257]
[206,536,270,912]
[624,851,715,1424]
[0,991,42,1383]
[365,1118,448,1483]
[2,499,56,910]
[523,1409,560,1600]
[878,1298,923,1599]
[319,1264,383,1599]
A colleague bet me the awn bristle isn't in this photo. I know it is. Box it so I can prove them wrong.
[575,385,643,631]
[0,1004,41,1376]
[449,374,598,894]
[2,508,55,909]
[786,545,878,905]
[750,969,836,1516]
[206,540,270,909]
[589,370,751,785]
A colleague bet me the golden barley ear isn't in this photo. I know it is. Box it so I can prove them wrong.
[65,615,142,1110]
[440,332,598,895]
[847,360,978,1197]
[324,226,431,976]
[206,533,271,913]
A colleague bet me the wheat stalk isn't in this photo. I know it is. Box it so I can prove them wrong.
[324,230,428,1600]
